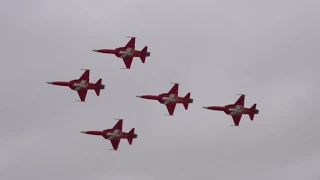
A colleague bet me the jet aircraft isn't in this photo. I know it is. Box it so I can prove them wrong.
[80,119,137,151]
[92,37,151,69]
[202,94,259,126]
[47,69,105,102]
[136,83,193,116]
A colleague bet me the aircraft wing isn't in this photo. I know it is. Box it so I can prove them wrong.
[234,95,245,106]
[110,139,120,150]
[112,120,123,131]
[125,37,135,49]
[77,89,88,102]
[122,56,133,69]
[232,114,242,126]
[79,70,90,81]
[168,84,179,96]
[166,103,176,115]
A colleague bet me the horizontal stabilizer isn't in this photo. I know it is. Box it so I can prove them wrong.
[249,104,256,120]
[183,92,191,110]
[140,46,148,63]
[94,79,102,96]
[127,128,135,145]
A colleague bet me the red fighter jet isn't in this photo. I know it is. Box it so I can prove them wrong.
[80,119,137,151]
[136,83,193,116]
[202,94,259,126]
[92,37,151,69]
[47,69,105,102]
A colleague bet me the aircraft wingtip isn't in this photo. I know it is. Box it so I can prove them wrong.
[114,118,123,121]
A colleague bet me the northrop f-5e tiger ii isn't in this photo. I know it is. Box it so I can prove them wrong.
[136,83,193,116]
[80,119,137,151]
[92,37,150,69]
[47,69,105,102]
[203,94,259,126]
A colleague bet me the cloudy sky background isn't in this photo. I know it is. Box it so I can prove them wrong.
[1,0,320,179]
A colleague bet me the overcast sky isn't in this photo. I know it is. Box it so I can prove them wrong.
[1,0,320,179]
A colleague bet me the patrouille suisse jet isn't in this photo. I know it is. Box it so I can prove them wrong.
[92,37,151,69]
[80,119,137,151]
[203,94,259,126]
[136,83,193,116]
[47,69,105,102]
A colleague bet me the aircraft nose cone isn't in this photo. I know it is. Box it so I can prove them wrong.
[92,49,99,52]
[47,82,52,84]
[202,106,209,109]
[136,95,142,98]
[80,131,87,134]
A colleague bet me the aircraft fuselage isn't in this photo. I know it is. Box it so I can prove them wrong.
[70,80,105,91]
[103,129,138,140]
[93,47,150,58]
[47,80,105,91]
[116,47,150,58]
[204,105,259,116]
[136,94,193,104]
[81,129,137,141]
[160,95,186,104]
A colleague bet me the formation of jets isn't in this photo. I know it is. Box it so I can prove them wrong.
[47,37,260,150]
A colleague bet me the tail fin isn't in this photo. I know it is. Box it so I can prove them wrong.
[94,79,102,96]
[249,104,256,120]
[140,46,148,63]
[183,92,191,110]
[127,128,135,145]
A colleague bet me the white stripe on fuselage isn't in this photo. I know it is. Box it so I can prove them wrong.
[107,129,122,140]
[119,48,134,58]
[73,80,88,91]
[163,94,176,104]
[228,105,243,115]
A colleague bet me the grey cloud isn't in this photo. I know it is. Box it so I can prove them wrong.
[1,0,320,180]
